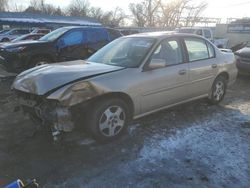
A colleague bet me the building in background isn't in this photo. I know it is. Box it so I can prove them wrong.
[0,12,101,30]
[215,19,250,47]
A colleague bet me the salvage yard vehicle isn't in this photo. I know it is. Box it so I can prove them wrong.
[0,28,31,42]
[12,32,238,142]
[175,27,214,42]
[235,46,250,75]
[0,26,122,73]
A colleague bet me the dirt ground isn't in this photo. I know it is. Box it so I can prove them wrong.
[0,76,249,188]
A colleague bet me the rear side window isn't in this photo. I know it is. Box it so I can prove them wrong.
[204,30,211,39]
[185,38,209,61]
[86,29,109,43]
[107,29,122,40]
[195,29,202,36]
[18,30,30,34]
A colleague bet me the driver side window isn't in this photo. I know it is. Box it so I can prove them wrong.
[149,39,183,69]
[59,30,84,48]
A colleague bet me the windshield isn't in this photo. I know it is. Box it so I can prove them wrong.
[88,37,156,68]
[39,27,70,42]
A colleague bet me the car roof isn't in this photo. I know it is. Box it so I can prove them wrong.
[60,26,119,30]
[124,31,204,39]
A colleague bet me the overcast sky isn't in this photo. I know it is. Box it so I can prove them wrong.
[10,0,250,20]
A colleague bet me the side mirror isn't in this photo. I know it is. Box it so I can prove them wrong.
[145,59,166,70]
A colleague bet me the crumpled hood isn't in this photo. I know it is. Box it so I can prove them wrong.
[13,60,124,95]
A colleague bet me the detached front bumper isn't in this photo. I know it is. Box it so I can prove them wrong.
[15,90,75,137]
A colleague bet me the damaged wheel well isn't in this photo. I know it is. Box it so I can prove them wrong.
[217,72,229,82]
[88,92,135,118]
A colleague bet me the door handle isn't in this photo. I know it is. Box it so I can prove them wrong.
[178,69,187,75]
[211,64,217,68]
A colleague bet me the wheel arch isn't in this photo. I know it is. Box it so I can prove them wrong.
[87,92,135,118]
[216,71,229,82]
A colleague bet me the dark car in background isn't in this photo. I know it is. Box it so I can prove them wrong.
[235,47,250,75]
[0,26,122,72]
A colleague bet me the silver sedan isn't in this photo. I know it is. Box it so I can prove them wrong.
[13,32,238,142]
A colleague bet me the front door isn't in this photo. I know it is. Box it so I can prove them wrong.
[140,38,189,114]
[57,29,88,61]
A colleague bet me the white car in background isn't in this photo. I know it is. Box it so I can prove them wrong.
[0,28,31,42]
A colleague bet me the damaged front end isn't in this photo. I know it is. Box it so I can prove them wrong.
[13,80,103,141]
[15,90,75,141]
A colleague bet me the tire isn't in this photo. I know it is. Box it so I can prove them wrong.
[86,98,130,142]
[1,38,10,42]
[208,76,227,104]
[29,56,50,68]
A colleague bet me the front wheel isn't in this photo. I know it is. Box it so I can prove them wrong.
[208,76,227,104]
[87,98,130,142]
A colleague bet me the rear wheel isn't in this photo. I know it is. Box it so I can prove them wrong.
[86,98,130,142]
[29,56,50,68]
[208,76,227,104]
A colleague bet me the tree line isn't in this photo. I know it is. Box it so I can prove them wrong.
[0,0,207,28]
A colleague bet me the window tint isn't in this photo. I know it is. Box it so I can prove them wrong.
[207,42,215,58]
[150,39,183,67]
[87,29,108,43]
[195,29,203,36]
[107,29,122,40]
[18,30,30,34]
[185,38,209,61]
[60,30,85,47]
[204,30,211,39]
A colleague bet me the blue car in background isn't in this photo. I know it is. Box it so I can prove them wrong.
[0,26,122,72]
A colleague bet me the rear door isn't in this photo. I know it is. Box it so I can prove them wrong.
[86,28,109,56]
[140,38,189,114]
[184,37,218,97]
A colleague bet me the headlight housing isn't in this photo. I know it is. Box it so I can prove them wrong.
[71,82,90,91]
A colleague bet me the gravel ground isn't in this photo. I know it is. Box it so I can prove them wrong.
[0,76,249,188]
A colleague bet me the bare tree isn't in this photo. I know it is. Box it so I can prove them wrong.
[0,0,8,11]
[129,3,147,27]
[67,0,90,17]
[130,0,207,27]
[129,0,161,27]
[24,0,64,15]
[183,1,208,26]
